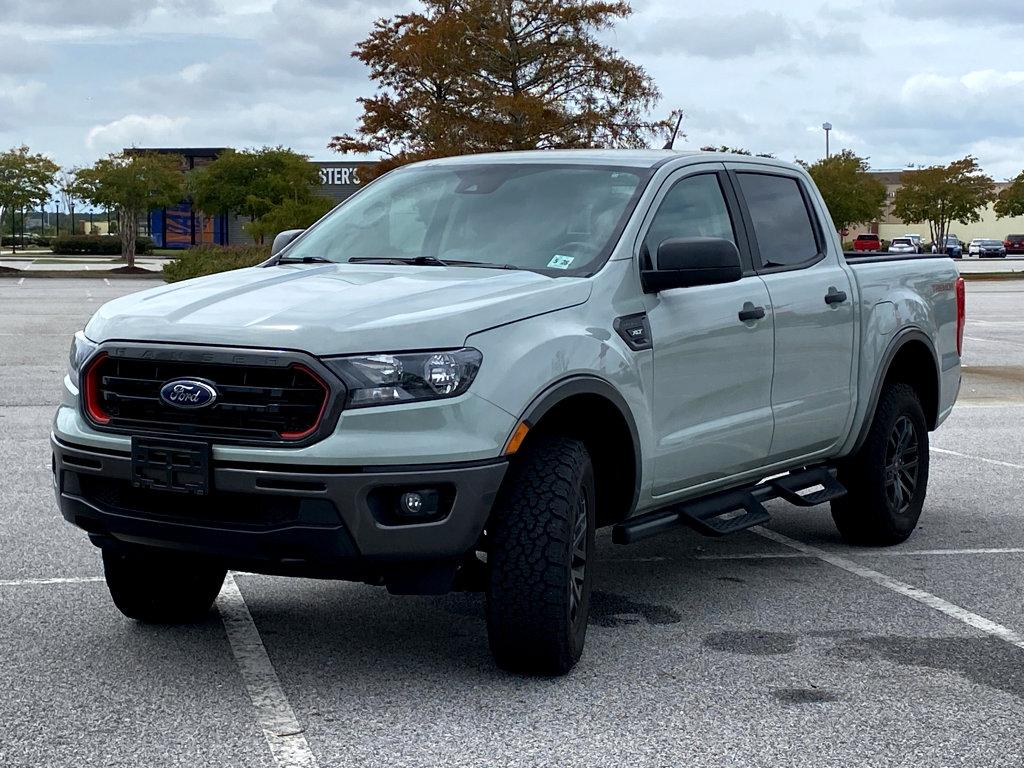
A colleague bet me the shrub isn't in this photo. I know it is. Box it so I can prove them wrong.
[51,235,153,255]
[163,244,272,283]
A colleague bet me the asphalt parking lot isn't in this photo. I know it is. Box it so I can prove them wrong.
[2,277,1023,767]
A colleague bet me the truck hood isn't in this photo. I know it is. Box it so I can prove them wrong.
[85,263,592,355]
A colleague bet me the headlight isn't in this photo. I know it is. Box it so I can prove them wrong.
[68,331,98,380]
[324,348,482,407]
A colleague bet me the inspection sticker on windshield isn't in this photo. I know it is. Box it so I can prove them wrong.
[548,254,575,269]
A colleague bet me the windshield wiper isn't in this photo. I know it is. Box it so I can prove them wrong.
[275,256,334,264]
[348,255,448,266]
[444,259,519,270]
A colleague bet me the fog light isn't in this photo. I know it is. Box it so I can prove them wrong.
[397,489,440,518]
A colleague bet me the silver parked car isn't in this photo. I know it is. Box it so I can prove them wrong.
[889,237,918,254]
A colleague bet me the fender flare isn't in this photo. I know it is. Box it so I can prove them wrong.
[851,327,940,454]
[517,375,643,517]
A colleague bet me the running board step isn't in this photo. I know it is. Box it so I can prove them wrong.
[769,467,846,507]
[612,466,846,545]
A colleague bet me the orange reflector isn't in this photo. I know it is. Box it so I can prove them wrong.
[504,421,530,455]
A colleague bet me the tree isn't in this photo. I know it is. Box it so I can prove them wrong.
[892,156,995,248]
[189,147,322,242]
[0,145,59,253]
[801,150,886,233]
[245,197,335,243]
[74,152,185,268]
[331,0,669,177]
[994,170,1024,219]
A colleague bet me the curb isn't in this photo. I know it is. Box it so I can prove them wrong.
[0,270,162,279]
[959,272,1024,281]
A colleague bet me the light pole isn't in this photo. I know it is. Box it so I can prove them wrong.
[822,122,832,159]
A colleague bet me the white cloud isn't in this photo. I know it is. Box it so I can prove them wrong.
[85,114,191,151]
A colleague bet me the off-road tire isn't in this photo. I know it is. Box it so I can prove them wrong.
[103,547,226,623]
[485,436,595,675]
[832,383,929,545]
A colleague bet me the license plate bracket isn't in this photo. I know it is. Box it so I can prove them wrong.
[131,437,212,495]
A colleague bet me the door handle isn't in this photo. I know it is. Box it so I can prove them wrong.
[738,302,766,322]
[825,287,848,305]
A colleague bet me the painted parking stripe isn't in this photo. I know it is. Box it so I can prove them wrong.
[933,446,1024,470]
[216,574,318,769]
[695,546,1024,561]
[0,576,104,586]
[752,526,1024,650]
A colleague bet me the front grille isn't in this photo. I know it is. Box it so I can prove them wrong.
[78,475,340,529]
[85,354,331,443]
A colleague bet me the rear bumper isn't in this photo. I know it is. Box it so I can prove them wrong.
[52,435,507,585]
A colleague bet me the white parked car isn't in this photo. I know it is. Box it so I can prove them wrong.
[889,237,918,254]
[904,234,924,253]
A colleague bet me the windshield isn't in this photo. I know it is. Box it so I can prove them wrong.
[982,240,1003,246]
[282,163,648,274]
[893,239,911,245]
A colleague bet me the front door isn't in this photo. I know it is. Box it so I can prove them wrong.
[641,168,776,497]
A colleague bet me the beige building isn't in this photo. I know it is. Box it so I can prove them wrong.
[851,170,1024,245]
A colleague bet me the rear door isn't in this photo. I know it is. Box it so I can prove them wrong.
[639,165,776,496]
[726,166,857,463]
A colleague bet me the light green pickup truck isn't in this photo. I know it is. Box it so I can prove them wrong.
[53,150,963,674]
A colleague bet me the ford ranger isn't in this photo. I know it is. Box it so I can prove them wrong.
[53,150,964,675]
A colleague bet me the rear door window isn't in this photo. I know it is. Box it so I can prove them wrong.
[737,173,820,268]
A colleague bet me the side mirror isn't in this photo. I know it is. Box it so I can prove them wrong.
[271,229,304,255]
[641,237,743,293]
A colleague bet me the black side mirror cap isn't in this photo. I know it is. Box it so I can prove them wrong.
[271,229,305,256]
[641,237,743,293]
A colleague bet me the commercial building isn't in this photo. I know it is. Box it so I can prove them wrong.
[852,170,1024,245]
[137,148,376,249]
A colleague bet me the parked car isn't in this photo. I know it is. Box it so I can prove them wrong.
[905,234,924,253]
[968,239,1007,258]
[53,150,963,675]
[1005,234,1024,255]
[932,235,963,258]
[889,237,918,254]
[853,233,882,251]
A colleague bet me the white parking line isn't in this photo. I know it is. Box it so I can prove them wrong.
[752,526,1024,651]
[695,546,1024,560]
[17,277,24,285]
[216,574,318,769]
[933,446,1024,470]
[0,576,103,586]
[103,278,110,286]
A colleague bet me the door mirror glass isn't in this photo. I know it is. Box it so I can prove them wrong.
[271,229,304,255]
[641,237,743,293]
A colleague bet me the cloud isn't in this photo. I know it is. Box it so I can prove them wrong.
[85,114,191,151]
[0,0,216,29]
[0,34,53,73]
[625,10,864,59]
[890,0,1022,26]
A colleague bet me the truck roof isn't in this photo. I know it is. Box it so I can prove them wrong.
[410,148,790,170]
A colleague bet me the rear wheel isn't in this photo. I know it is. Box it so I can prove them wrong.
[485,435,595,675]
[103,547,226,623]
[832,383,930,545]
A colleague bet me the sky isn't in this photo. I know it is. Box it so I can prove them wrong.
[2,0,1023,179]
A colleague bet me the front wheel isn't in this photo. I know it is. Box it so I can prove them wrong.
[103,547,226,623]
[831,383,930,545]
[485,436,595,675]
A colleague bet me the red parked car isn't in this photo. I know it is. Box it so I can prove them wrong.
[853,233,882,251]
[1004,234,1024,254]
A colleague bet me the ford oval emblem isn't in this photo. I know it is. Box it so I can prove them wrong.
[159,379,218,409]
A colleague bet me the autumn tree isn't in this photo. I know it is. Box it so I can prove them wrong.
[801,150,886,233]
[189,147,323,243]
[0,145,59,253]
[74,152,185,268]
[994,170,1024,219]
[892,156,995,249]
[331,0,669,177]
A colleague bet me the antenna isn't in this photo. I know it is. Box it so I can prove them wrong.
[662,112,684,150]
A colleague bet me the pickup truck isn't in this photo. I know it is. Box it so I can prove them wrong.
[53,150,964,675]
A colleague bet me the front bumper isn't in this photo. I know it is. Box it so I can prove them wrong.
[52,435,507,586]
